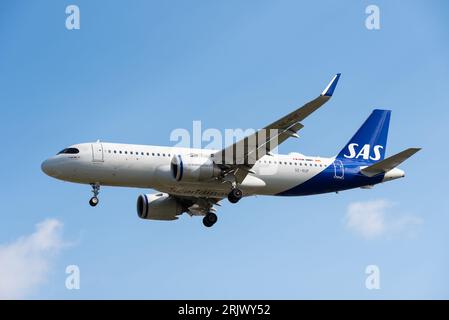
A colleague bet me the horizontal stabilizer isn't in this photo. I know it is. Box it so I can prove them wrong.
[360,148,421,177]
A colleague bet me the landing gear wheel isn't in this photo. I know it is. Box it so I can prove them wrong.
[203,212,218,227]
[89,197,99,207]
[89,183,100,207]
[227,188,243,204]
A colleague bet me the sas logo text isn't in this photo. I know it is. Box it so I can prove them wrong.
[344,143,383,161]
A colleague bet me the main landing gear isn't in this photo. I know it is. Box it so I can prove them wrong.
[89,183,100,207]
[227,188,243,204]
[203,212,218,228]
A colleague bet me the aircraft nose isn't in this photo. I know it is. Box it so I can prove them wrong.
[41,159,57,177]
[41,159,50,175]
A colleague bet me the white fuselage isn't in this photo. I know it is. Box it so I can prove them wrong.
[41,142,336,198]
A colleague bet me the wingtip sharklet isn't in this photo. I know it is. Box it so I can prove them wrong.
[321,73,341,97]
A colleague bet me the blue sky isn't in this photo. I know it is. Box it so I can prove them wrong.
[0,0,448,299]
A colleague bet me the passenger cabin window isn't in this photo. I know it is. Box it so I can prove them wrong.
[57,148,79,155]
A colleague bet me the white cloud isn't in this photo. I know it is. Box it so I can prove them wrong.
[344,200,422,239]
[0,219,65,299]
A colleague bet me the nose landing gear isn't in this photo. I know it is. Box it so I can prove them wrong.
[89,197,99,207]
[89,183,100,207]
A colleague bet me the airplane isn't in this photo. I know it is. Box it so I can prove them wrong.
[41,74,421,227]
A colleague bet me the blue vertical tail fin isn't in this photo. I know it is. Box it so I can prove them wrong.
[336,109,391,163]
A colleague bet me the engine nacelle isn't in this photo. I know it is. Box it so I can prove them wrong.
[170,154,222,182]
[137,193,184,221]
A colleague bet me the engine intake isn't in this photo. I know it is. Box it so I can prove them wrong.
[171,154,221,182]
[137,193,184,221]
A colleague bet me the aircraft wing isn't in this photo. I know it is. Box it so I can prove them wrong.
[213,73,341,183]
[360,148,421,177]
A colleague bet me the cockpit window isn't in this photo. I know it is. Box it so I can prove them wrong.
[57,148,79,155]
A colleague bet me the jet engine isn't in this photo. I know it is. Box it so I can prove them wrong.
[137,193,184,220]
[170,154,222,182]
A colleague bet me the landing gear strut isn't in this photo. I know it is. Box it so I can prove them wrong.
[89,183,100,207]
[203,212,218,227]
[227,188,243,204]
